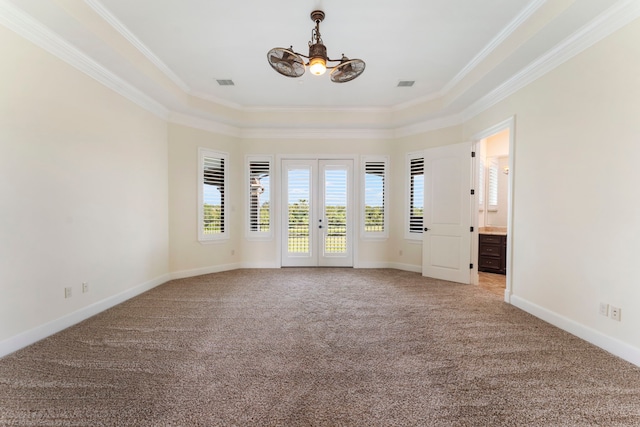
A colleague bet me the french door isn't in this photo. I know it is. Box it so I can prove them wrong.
[281,159,353,267]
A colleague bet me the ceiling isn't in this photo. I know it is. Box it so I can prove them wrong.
[3,0,625,128]
[96,0,532,108]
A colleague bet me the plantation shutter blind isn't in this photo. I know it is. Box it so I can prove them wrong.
[202,155,225,235]
[409,156,424,234]
[364,160,386,234]
[249,159,271,234]
[487,157,499,211]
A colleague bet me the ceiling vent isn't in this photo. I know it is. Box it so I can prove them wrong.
[397,80,415,87]
[216,79,235,86]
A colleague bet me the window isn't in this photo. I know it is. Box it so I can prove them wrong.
[478,157,485,211]
[407,153,424,239]
[487,157,499,211]
[198,148,228,242]
[247,156,272,238]
[362,156,388,238]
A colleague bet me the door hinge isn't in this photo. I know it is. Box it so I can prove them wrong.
[470,263,474,269]
[471,151,476,158]
[470,226,474,232]
[470,189,475,195]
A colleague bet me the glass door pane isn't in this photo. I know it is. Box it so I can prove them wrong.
[323,168,347,255]
[288,167,311,254]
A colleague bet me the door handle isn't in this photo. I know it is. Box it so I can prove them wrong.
[319,225,323,229]
[424,227,430,231]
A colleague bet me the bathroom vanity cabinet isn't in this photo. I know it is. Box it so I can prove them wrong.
[478,233,507,274]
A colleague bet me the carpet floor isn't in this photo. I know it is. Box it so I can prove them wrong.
[0,268,639,426]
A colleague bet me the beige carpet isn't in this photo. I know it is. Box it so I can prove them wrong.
[1,268,639,426]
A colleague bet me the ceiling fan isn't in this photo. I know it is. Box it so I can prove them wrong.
[267,10,365,83]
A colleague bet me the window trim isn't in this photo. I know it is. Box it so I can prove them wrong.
[198,147,229,243]
[246,155,274,240]
[405,151,424,241]
[361,155,388,239]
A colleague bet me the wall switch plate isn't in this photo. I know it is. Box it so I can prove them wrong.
[64,287,72,298]
[611,306,621,321]
[599,302,609,316]
[82,282,89,293]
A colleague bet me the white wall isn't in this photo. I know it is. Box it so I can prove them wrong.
[464,18,640,362]
[168,124,242,277]
[242,138,394,269]
[166,128,474,274]
[168,131,396,273]
[486,129,509,157]
[2,9,639,367]
[0,27,169,348]
[392,127,464,270]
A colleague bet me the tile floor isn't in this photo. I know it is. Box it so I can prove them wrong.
[478,272,506,297]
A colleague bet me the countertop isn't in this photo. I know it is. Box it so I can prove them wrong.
[479,227,507,236]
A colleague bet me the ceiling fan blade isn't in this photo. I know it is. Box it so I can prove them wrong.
[330,58,365,83]
[282,50,294,62]
[267,48,305,78]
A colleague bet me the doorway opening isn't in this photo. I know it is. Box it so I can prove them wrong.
[472,118,515,301]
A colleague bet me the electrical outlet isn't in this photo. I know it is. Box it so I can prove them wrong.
[611,306,621,322]
[399,249,403,256]
[599,302,609,316]
[82,282,89,293]
[231,249,235,256]
[64,287,72,298]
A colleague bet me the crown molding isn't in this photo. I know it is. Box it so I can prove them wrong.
[463,0,640,122]
[394,114,465,139]
[240,127,395,140]
[4,0,638,140]
[0,0,168,119]
[441,0,547,95]
[170,113,397,140]
[392,0,547,113]
[390,90,442,112]
[84,0,191,93]
[169,112,241,138]
[189,90,245,111]
[242,105,390,115]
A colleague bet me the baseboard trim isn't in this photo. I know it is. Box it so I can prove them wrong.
[355,262,393,269]
[0,273,170,359]
[239,262,280,269]
[511,295,640,367]
[169,262,243,280]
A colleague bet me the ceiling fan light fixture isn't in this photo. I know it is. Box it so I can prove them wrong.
[267,10,365,83]
[309,56,327,75]
[308,42,328,75]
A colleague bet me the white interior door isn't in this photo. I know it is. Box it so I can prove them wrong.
[422,142,472,283]
[281,159,353,267]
